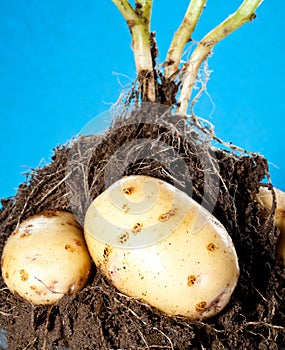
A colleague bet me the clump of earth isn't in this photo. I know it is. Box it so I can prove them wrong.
[1,106,284,349]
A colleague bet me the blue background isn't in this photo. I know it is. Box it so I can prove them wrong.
[0,0,284,200]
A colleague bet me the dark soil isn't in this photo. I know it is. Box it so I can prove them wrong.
[1,105,284,349]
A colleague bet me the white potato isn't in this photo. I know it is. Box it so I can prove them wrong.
[1,210,92,305]
[257,186,285,264]
[84,175,239,319]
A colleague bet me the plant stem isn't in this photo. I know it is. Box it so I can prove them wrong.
[112,0,155,102]
[177,0,263,115]
[136,0,152,21]
[164,0,207,81]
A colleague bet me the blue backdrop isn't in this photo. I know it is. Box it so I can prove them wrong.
[0,0,284,200]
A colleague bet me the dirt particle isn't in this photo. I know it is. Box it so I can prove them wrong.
[122,203,130,213]
[5,272,9,279]
[49,281,59,291]
[65,220,82,230]
[36,289,47,296]
[20,229,32,238]
[117,232,130,244]
[74,239,82,246]
[158,207,177,222]
[122,186,135,195]
[30,285,37,291]
[27,253,40,261]
[66,221,75,226]
[187,275,196,286]
[68,283,77,294]
[78,276,84,287]
[195,301,207,312]
[42,210,58,218]
[132,222,143,235]
[249,13,257,21]
[20,269,29,282]
[65,244,75,253]
[207,243,218,252]
[103,245,112,263]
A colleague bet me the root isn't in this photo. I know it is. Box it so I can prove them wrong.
[42,305,54,350]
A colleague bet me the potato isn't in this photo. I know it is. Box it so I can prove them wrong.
[257,186,285,265]
[1,210,92,305]
[256,187,285,227]
[84,175,239,319]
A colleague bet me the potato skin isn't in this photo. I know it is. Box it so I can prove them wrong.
[84,175,239,319]
[1,210,92,305]
[257,187,285,265]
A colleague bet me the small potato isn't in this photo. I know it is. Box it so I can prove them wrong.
[256,187,285,228]
[257,186,285,265]
[84,175,239,319]
[1,210,92,305]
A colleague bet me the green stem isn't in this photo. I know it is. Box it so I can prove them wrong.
[112,0,155,102]
[177,0,263,115]
[164,0,207,80]
[112,0,137,21]
[136,0,152,21]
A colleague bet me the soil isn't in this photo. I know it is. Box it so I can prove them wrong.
[0,105,284,349]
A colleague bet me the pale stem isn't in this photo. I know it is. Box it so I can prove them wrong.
[136,0,152,21]
[112,0,137,21]
[164,0,207,80]
[177,0,264,115]
[112,0,155,102]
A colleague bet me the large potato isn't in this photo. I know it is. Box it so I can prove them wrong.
[84,175,239,319]
[1,210,92,305]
